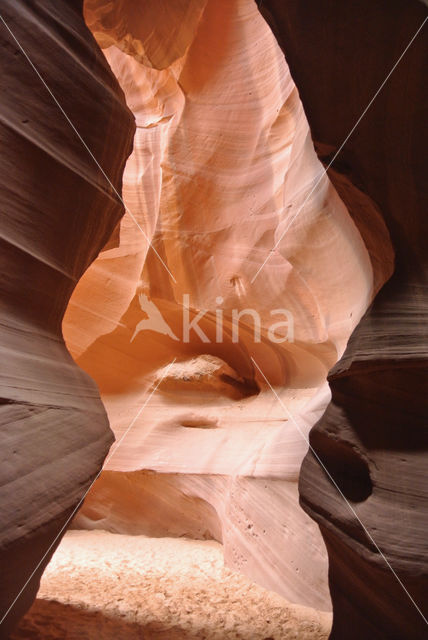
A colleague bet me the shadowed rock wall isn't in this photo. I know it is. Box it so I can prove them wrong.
[0,0,134,635]
[258,1,428,637]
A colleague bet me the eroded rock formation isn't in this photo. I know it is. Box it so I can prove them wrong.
[0,0,134,635]
[1,0,425,637]
[258,0,428,637]
[66,0,390,615]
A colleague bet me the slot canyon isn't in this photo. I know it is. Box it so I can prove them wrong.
[0,0,426,639]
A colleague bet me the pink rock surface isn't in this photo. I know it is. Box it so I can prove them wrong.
[65,0,391,614]
[3,0,423,637]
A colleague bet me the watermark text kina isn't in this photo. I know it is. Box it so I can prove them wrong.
[131,293,294,344]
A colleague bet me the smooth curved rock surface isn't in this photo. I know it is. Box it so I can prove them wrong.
[66,0,392,614]
[258,0,428,637]
[3,0,423,636]
[0,0,134,635]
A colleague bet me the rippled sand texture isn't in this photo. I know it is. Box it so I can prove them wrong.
[12,531,332,640]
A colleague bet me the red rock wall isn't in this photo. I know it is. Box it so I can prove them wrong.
[2,0,426,636]
[258,1,428,637]
[0,0,134,635]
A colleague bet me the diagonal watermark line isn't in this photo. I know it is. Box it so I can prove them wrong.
[251,16,427,284]
[0,357,177,627]
[104,358,177,465]
[0,13,177,284]
[250,356,428,624]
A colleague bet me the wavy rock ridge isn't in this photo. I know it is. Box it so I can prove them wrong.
[1,0,426,637]
[259,0,428,638]
[67,0,388,616]
[0,0,134,635]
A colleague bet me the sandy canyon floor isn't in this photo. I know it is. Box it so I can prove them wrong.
[12,530,332,639]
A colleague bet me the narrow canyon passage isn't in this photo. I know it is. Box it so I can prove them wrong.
[1,0,426,639]
[57,0,377,630]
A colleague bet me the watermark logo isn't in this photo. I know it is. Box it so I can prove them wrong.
[131,293,294,344]
[131,294,179,342]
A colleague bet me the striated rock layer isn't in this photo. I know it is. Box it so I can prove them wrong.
[0,0,134,635]
[259,0,428,638]
[3,0,424,636]
[67,0,390,614]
